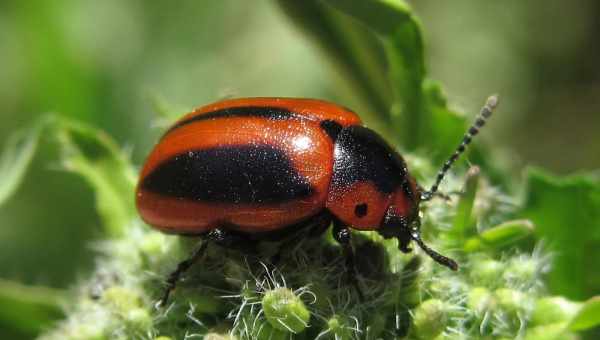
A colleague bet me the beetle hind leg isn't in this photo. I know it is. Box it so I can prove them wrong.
[158,239,208,307]
[158,228,238,307]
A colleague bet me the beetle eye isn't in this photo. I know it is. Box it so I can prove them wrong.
[354,203,368,217]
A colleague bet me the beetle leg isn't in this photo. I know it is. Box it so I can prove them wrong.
[417,184,456,201]
[398,228,413,253]
[158,239,208,307]
[419,185,468,203]
[159,228,232,307]
[332,219,365,301]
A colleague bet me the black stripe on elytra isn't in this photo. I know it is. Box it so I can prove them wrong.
[163,106,300,137]
[141,144,314,204]
[331,126,410,194]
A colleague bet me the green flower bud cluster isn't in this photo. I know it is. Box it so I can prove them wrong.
[2,1,597,338]
[37,158,599,339]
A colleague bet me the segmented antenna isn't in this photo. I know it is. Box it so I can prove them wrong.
[421,95,499,201]
[411,231,458,270]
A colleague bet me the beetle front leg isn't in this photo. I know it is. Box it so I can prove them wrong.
[398,230,413,253]
[332,219,365,301]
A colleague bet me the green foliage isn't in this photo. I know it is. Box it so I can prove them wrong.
[410,299,448,339]
[0,1,598,339]
[23,122,597,339]
[278,0,467,161]
[463,219,534,252]
[0,279,65,338]
[323,0,427,148]
[0,117,48,207]
[520,168,600,300]
[0,115,137,237]
[450,166,480,241]
[570,297,600,331]
[262,288,310,333]
[275,0,392,128]
[55,118,137,237]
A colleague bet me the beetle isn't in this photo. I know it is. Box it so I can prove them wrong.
[136,96,498,305]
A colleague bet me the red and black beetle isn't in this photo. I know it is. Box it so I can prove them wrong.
[136,96,498,304]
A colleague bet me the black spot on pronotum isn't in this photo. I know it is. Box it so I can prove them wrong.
[354,203,368,218]
[142,144,313,204]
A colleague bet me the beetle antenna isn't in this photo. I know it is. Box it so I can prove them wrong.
[410,231,458,270]
[421,95,499,201]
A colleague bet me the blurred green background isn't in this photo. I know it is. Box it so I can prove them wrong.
[0,0,599,336]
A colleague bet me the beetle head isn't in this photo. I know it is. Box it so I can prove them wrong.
[379,180,458,271]
[377,95,499,271]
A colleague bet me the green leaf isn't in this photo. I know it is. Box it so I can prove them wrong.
[531,296,582,326]
[524,322,575,340]
[279,1,475,164]
[449,166,480,242]
[520,168,600,300]
[320,1,473,156]
[569,296,600,331]
[0,116,49,207]
[463,219,534,252]
[320,0,427,146]
[0,115,140,238]
[275,0,392,127]
[319,0,413,36]
[421,80,471,162]
[0,279,65,337]
[56,118,137,237]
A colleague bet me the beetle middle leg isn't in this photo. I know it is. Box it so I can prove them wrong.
[333,218,365,301]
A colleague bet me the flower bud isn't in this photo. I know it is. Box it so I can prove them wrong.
[503,256,538,286]
[126,308,152,331]
[262,287,310,334]
[494,288,528,316]
[102,286,144,311]
[327,315,355,339]
[204,333,237,340]
[470,259,504,286]
[467,287,494,316]
[412,299,448,339]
